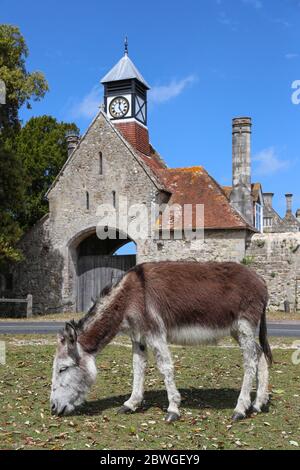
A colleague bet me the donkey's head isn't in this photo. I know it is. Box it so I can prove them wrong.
[50,322,97,416]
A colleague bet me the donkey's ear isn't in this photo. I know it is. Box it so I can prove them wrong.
[57,331,65,345]
[64,322,77,345]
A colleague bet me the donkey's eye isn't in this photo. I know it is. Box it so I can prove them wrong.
[59,366,69,373]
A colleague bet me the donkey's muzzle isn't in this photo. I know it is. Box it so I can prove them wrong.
[51,401,57,415]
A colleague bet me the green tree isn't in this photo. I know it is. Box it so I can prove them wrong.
[0,24,48,134]
[0,139,24,268]
[0,24,48,268]
[15,115,79,228]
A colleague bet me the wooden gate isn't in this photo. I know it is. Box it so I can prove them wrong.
[76,254,136,312]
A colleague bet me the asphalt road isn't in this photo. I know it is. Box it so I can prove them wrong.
[0,321,299,337]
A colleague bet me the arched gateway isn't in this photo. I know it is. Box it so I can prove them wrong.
[72,229,136,312]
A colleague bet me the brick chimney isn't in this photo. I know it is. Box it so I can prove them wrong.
[230,117,253,226]
[114,121,150,156]
[285,193,293,215]
[263,192,274,208]
[66,132,80,156]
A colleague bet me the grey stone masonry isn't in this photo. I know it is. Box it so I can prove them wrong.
[230,117,253,226]
[246,232,300,311]
[282,194,300,232]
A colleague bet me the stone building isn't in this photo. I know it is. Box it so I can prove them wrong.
[263,192,300,233]
[4,48,300,314]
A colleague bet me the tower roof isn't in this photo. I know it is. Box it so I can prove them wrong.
[101,53,150,89]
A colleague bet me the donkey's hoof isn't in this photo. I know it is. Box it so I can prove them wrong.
[165,412,180,424]
[250,405,261,414]
[118,405,134,414]
[251,403,269,414]
[232,412,246,422]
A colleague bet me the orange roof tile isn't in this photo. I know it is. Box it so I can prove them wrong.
[155,167,251,230]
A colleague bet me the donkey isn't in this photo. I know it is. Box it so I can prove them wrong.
[50,261,272,423]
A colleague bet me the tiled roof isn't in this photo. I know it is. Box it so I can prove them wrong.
[222,183,262,203]
[154,167,251,230]
[138,145,168,172]
[251,183,262,203]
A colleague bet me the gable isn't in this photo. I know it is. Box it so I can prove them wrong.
[46,110,165,202]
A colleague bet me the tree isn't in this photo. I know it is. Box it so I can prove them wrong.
[0,24,48,134]
[0,24,48,268]
[15,116,79,228]
[0,139,24,268]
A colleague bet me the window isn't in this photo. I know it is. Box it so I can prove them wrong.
[263,217,273,227]
[99,152,103,175]
[112,191,116,208]
[255,203,263,232]
[86,191,90,210]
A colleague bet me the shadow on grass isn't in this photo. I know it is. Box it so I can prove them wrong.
[75,387,244,416]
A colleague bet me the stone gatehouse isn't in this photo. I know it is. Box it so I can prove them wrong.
[5,49,300,314]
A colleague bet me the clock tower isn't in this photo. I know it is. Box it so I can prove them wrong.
[101,40,151,155]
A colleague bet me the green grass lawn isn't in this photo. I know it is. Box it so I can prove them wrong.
[0,337,299,450]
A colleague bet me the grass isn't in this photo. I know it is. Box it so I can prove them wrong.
[0,312,83,322]
[266,311,300,322]
[0,336,299,450]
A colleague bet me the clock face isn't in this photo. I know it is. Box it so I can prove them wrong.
[109,96,129,118]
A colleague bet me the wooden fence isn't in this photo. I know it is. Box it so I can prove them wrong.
[0,294,33,318]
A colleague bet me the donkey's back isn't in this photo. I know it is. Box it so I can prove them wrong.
[136,261,268,337]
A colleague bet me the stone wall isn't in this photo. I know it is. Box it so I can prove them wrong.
[138,230,247,264]
[11,215,65,315]
[246,232,300,311]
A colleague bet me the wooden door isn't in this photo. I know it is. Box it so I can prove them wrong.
[76,254,136,312]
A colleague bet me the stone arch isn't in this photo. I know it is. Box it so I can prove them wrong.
[67,226,136,313]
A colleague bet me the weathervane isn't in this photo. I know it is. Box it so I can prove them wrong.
[124,36,128,56]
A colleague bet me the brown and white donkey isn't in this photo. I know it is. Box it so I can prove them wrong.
[50,261,272,422]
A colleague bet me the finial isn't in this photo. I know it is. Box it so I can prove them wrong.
[124,36,128,56]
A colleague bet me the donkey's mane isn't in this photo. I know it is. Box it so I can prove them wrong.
[73,269,131,333]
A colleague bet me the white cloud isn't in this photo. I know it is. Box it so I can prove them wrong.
[149,75,197,104]
[285,52,299,60]
[242,0,263,8]
[69,76,197,118]
[218,11,239,30]
[71,85,102,119]
[253,147,290,176]
[271,18,291,28]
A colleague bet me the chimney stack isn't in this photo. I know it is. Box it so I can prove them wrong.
[66,131,80,156]
[285,193,293,215]
[263,192,274,208]
[230,117,253,225]
[232,117,252,189]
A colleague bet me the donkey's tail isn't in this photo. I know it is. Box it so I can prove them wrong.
[259,304,273,366]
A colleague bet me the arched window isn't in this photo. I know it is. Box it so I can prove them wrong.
[99,151,103,175]
[86,191,90,210]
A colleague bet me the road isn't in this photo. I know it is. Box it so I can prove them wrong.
[0,321,299,337]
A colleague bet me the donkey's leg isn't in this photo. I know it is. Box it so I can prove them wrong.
[233,319,258,421]
[252,345,269,413]
[119,340,147,413]
[149,336,181,423]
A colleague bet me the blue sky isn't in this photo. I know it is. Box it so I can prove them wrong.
[2,0,300,216]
